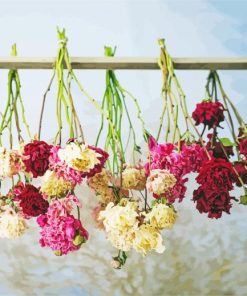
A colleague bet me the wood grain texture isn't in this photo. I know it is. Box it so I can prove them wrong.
[0,57,247,70]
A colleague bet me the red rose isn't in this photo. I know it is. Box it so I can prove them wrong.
[196,158,235,191]
[192,101,224,129]
[23,140,52,177]
[17,184,49,217]
[239,138,247,157]
[234,162,247,187]
[193,186,232,219]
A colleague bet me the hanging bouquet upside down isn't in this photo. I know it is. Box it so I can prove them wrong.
[0,32,246,269]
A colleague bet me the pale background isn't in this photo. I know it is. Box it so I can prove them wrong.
[0,0,246,295]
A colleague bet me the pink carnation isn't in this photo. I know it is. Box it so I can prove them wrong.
[37,194,88,255]
[180,142,210,174]
[145,136,187,202]
[38,214,88,255]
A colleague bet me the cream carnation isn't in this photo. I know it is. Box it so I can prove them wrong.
[58,143,100,172]
[0,208,27,239]
[147,169,176,195]
[99,201,138,233]
[0,147,23,178]
[107,229,135,252]
[122,167,146,191]
[41,170,74,198]
[132,224,165,255]
[88,169,111,194]
[145,203,177,230]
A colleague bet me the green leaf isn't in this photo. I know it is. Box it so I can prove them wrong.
[219,137,237,147]
[73,235,86,246]
[240,195,247,205]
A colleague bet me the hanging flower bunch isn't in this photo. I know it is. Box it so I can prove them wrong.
[87,46,178,268]
[34,28,110,255]
[145,40,246,221]
[0,30,109,257]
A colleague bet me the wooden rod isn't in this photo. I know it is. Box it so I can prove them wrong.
[0,57,247,70]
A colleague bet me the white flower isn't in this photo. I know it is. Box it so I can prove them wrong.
[58,143,100,172]
[99,201,138,233]
[145,203,177,230]
[0,147,22,178]
[41,170,74,198]
[147,169,176,195]
[122,167,146,191]
[132,224,165,255]
[0,208,27,239]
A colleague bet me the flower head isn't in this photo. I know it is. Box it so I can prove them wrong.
[99,201,138,233]
[192,101,225,129]
[145,203,177,230]
[122,166,146,191]
[13,183,49,218]
[196,158,235,191]
[132,224,165,255]
[0,207,27,239]
[23,140,52,177]
[147,169,176,196]
[193,186,232,219]
[37,195,88,255]
[0,147,23,178]
[41,170,74,198]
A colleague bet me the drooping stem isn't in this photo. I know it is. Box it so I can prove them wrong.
[38,72,55,140]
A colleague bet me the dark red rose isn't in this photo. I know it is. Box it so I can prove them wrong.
[17,184,49,217]
[239,138,247,157]
[206,134,234,159]
[193,186,232,219]
[192,101,225,129]
[234,162,247,187]
[23,140,52,177]
[196,158,235,191]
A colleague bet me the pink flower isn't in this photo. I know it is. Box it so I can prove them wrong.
[180,142,210,174]
[145,136,187,202]
[37,194,88,255]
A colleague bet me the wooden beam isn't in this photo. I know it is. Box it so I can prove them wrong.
[0,57,247,70]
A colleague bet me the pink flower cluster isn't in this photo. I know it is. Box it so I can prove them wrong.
[37,195,88,255]
[145,136,208,203]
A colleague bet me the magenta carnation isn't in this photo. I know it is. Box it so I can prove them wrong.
[180,142,209,174]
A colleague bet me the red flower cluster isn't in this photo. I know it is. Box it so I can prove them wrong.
[193,187,232,219]
[14,183,49,217]
[193,158,235,219]
[196,158,235,190]
[23,140,52,178]
[192,101,225,129]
